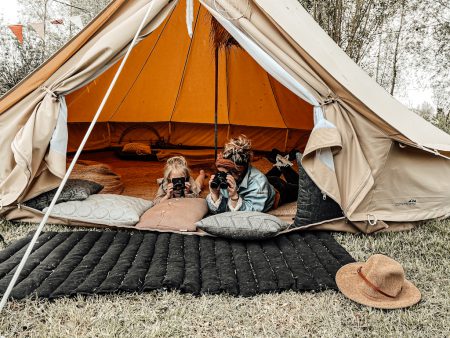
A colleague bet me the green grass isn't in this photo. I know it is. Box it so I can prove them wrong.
[0,219,449,337]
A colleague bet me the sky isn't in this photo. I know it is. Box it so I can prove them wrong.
[0,0,436,110]
[0,0,19,24]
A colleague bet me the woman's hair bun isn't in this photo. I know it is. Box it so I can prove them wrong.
[223,134,253,165]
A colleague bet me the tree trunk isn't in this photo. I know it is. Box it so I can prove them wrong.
[390,0,406,96]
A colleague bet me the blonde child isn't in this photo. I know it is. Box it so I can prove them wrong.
[154,156,206,203]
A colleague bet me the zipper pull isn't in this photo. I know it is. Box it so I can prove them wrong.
[321,191,327,200]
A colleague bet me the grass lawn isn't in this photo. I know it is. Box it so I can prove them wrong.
[0,218,449,337]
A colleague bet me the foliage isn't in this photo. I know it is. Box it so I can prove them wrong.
[0,28,44,95]
[298,0,398,64]
[0,0,111,96]
[299,0,450,124]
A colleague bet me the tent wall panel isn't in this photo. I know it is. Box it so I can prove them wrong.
[108,122,170,146]
[66,7,171,123]
[67,122,171,152]
[267,76,314,130]
[285,129,311,153]
[228,126,289,151]
[169,122,229,148]
[67,122,313,152]
[170,7,230,124]
[68,123,111,152]
[353,145,450,221]
[226,48,287,128]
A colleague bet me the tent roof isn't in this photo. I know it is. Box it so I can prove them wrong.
[2,0,448,153]
[254,0,450,153]
[65,2,314,130]
[0,0,127,115]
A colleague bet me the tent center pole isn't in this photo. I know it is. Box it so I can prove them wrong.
[214,46,219,160]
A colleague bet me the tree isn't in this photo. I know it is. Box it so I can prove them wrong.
[299,0,397,63]
[0,0,111,96]
[0,26,44,95]
[299,0,450,135]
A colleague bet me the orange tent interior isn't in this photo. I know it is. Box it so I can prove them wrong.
[65,2,314,200]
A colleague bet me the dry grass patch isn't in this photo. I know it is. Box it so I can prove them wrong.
[0,219,449,337]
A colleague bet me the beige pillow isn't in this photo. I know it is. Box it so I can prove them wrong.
[136,198,207,232]
[43,194,153,227]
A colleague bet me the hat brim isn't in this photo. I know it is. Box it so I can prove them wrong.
[335,262,421,309]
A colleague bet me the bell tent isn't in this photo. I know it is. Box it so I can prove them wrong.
[0,0,450,233]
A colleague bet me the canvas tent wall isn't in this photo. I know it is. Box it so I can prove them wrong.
[65,1,314,153]
[0,0,450,231]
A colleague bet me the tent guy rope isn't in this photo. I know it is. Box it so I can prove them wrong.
[0,0,157,313]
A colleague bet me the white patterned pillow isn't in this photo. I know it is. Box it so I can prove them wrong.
[43,194,153,227]
[196,211,289,240]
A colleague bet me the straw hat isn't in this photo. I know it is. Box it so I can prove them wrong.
[336,254,421,309]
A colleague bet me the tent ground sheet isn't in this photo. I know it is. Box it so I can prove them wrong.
[0,230,354,299]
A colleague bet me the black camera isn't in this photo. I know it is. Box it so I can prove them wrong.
[171,177,186,197]
[211,171,229,189]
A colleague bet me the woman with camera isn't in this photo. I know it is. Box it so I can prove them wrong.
[206,135,299,214]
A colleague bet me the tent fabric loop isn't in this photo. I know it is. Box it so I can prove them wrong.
[320,95,340,107]
[39,86,60,102]
[367,214,378,226]
[212,0,251,21]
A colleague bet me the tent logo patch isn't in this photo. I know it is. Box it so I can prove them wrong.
[394,199,417,207]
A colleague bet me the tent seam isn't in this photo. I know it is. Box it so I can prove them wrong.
[107,7,177,122]
[168,5,202,124]
[365,140,394,216]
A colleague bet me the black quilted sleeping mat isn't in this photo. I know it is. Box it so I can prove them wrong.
[0,231,354,299]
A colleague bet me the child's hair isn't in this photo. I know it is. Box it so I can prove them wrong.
[222,134,253,166]
[164,156,191,180]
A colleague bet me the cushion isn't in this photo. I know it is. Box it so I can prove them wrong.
[70,160,124,195]
[136,198,207,232]
[122,142,152,155]
[43,194,153,227]
[196,211,289,240]
[294,153,343,227]
[25,179,103,211]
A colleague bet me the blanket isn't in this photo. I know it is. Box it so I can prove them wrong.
[0,230,354,299]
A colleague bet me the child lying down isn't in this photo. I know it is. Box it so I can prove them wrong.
[154,156,206,204]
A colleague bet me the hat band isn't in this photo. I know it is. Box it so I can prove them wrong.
[357,266,397,299]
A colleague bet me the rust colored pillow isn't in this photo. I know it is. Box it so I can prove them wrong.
[136,198,207,232]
